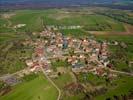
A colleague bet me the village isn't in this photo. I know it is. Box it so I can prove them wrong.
[2,24,133,85]
[23,28,113,78]
[1,26,133,100]
[1,1,133,99]
[0,27,121,86]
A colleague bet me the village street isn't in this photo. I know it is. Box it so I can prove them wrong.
[109,69,133,76]
[95,59,133,76]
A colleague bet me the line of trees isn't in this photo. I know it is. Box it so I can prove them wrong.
[96,11,133,25]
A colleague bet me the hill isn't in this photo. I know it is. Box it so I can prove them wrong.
[0,0,133,9]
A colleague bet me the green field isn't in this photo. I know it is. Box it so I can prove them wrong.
[95,76,133,100]
[0,74,58,100]
[0,17,14,33]
[63,93,85,100]
[51,59,69,70]
[0,32,30,43]
[77,73,133,100]
[59,29,88,38]
[0,9,126,34]
[0,33,33,75]
[52,72,85,100]
[78,73,106,85]
[95,34,133,43]
[53,73,73,89]
[35,11,124,32]
[96,9,133,25]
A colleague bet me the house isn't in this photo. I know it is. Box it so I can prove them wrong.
[26,60,33,67]
[84,47,92,53]
[63,39,68,49]
[45,69,52,74]
[79,54,86,61]
[30,62,40,72]
[14,24,26,28]
[49,74,58,78]
[129,61,133,67]
[89,67,106,76]
[4,76,20,86]
[35,47,44,57]
[82,39,89,46]
[96,67,106,76]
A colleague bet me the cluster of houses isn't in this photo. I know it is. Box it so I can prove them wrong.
[0,28,116,87]
[98,42,109,67]
[23,28,112,77]
[13,24,26,28]
[46,25,82,30]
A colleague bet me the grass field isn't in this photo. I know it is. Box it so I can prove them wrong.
[0,9,126,34]
[43,11,125,32]
[59,29,89,38]
[95,76,133,100]
[0,32,32,75]
[52,71,84,100]
[95,34,133,43]
[78,73,106,85]
[0,32,30,43]
[63,93,85,100]
[51,60,69,70]
[53,73,73,89]
[0,73,58,100]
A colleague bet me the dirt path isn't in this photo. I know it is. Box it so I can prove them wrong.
[40,67,61,100]
[96,59,133,76]
[109,69,133,76]
[5,19,17,32]
[124,24,133,34]
[0,68,29,80]
[124,24,130,34]
[69,71,77,82]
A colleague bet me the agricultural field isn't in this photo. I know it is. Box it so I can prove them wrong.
[0,8,127,34]
[52,69,84,100]
[95,9,133,25]
[0,33,32,75]
[76,72,133,100]
[0,73,58,100]
[53,73,73,89]
[51,60,81,100]
[59,29,88,38]
[46,14,124,30]
[95,75,133,100]
[78,73,106,85]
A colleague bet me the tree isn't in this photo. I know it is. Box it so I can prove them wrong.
[106,97,111,100]
[69,48,74,56]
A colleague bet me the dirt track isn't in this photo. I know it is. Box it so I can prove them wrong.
[88,24,133,35]
[89,31,133,35]
[124,24,133,34]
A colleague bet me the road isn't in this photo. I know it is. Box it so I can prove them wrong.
[95,59,133,76]
[40,67,61,100]
[109,69,133,76]
[0,68,29,80]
